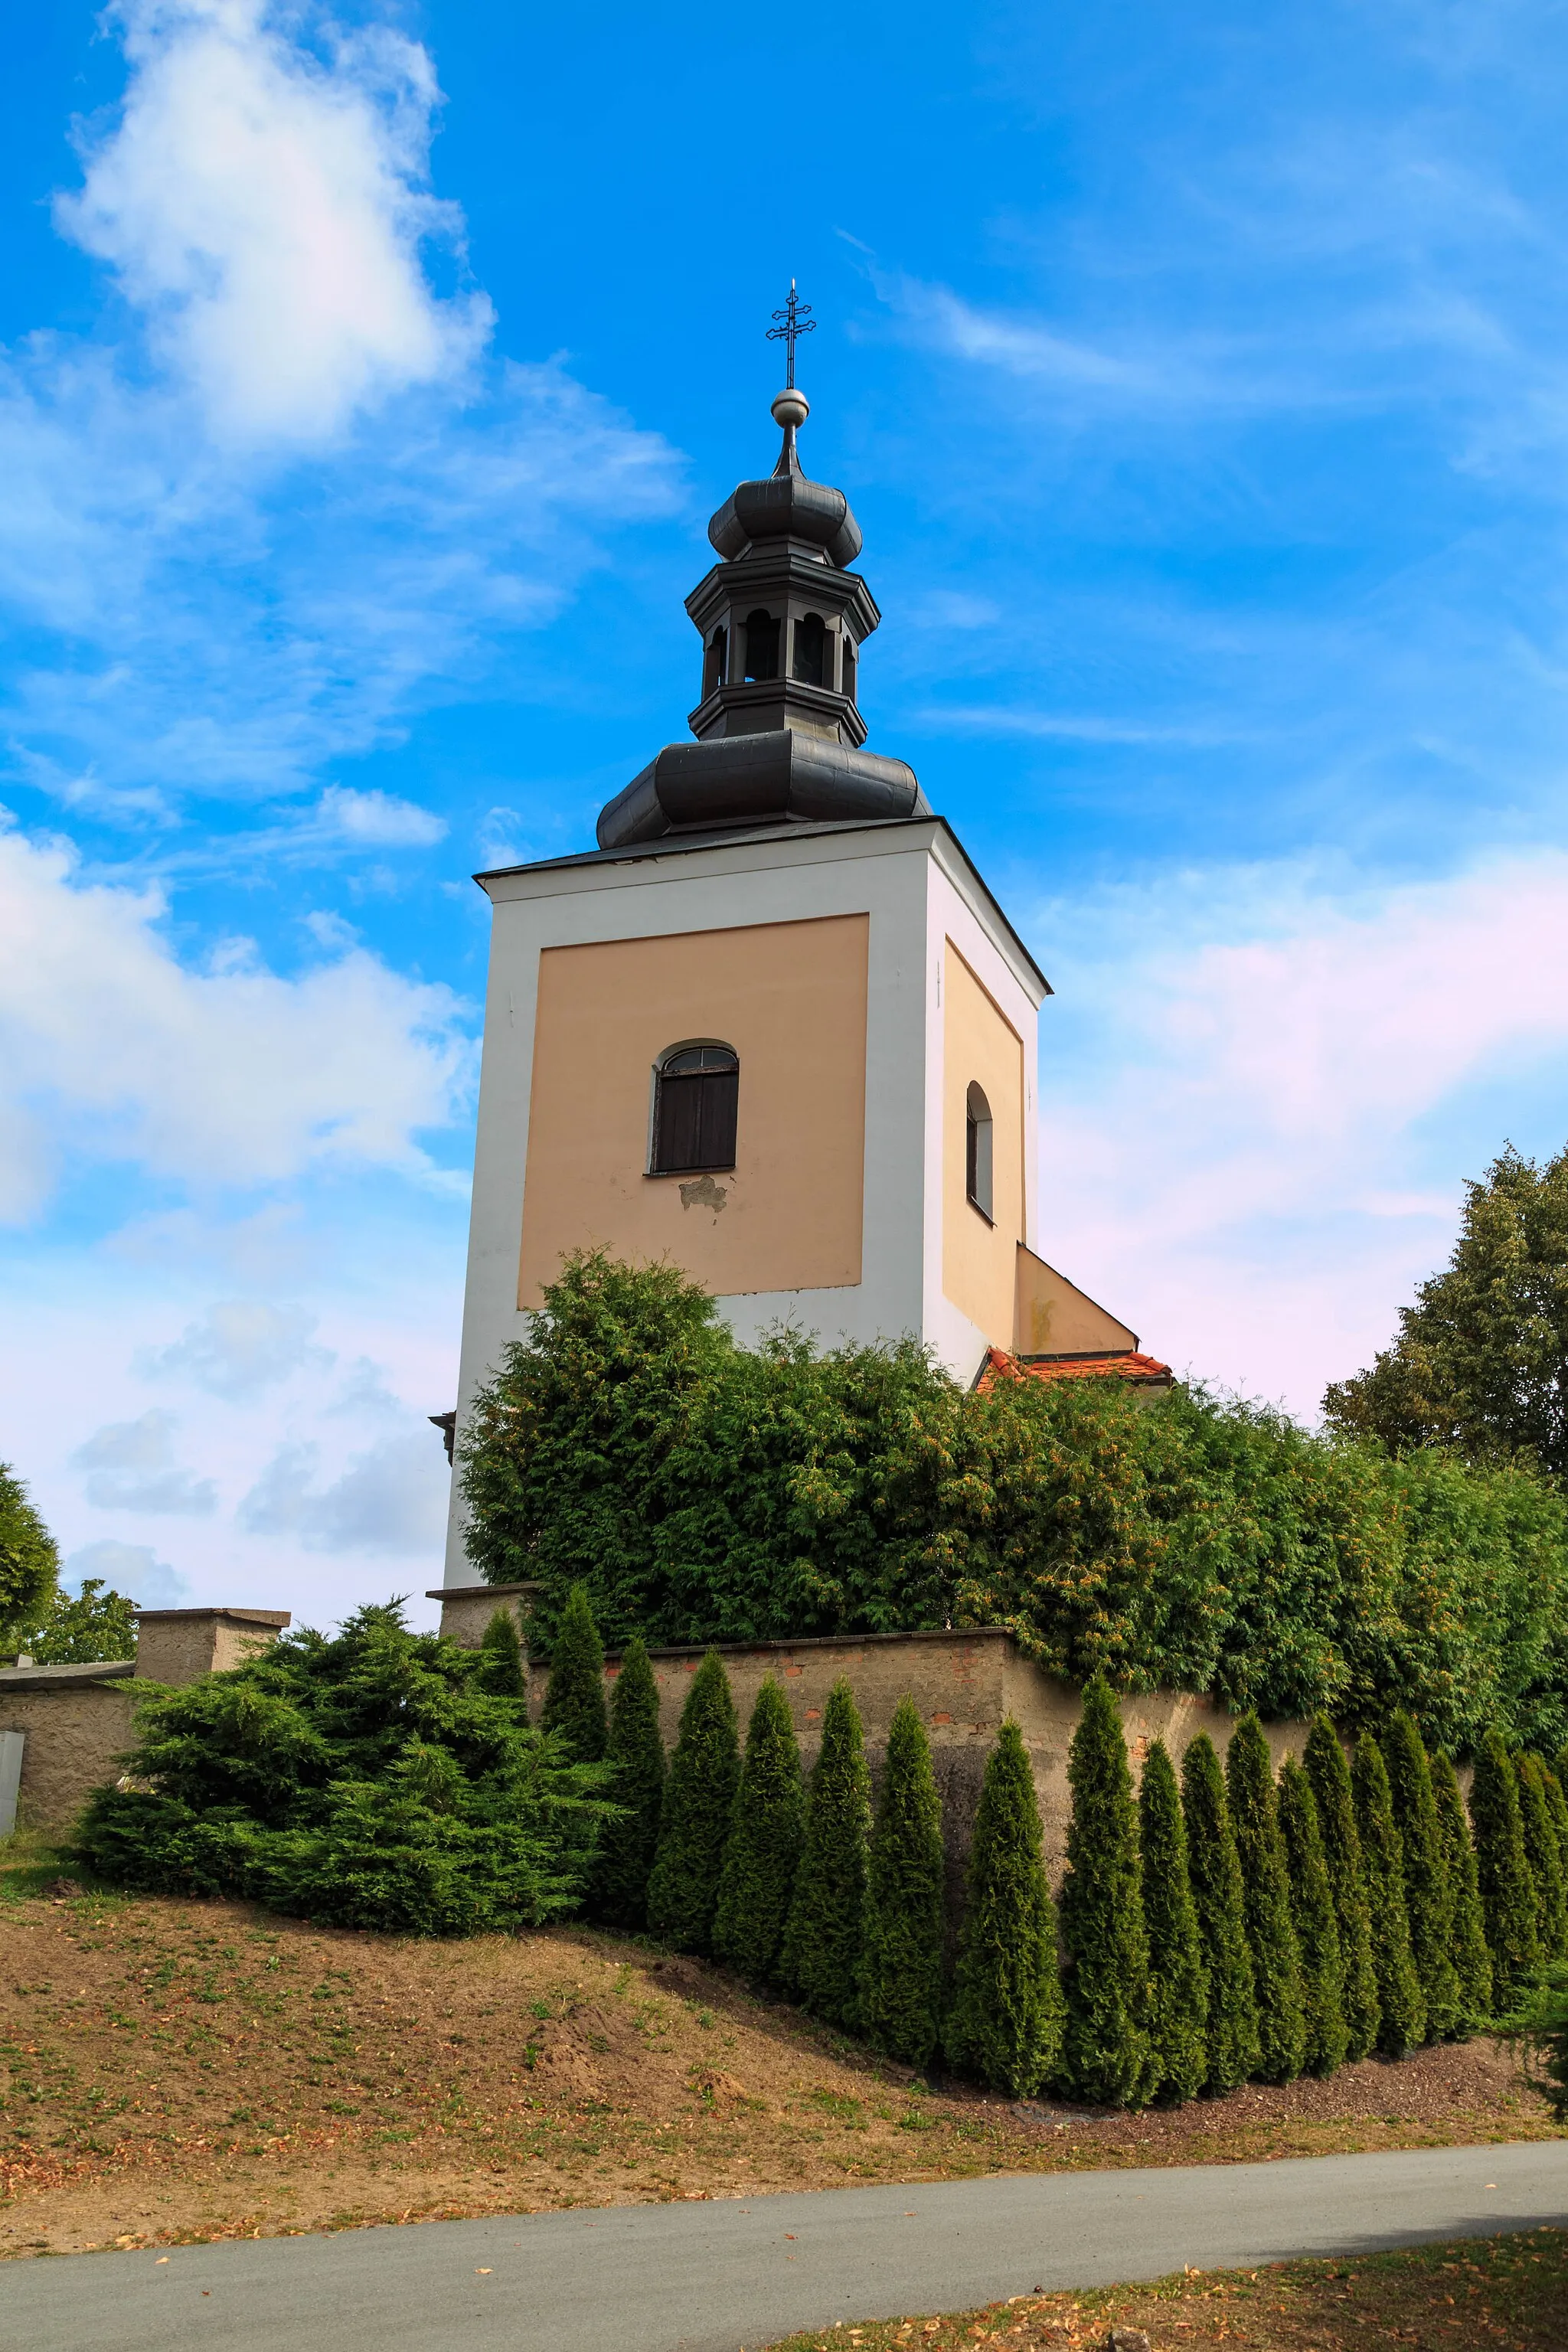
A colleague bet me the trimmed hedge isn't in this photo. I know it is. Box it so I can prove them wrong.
[461,1254,1568,1754]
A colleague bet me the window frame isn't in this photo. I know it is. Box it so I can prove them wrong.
[965,1080,995,1223]
[648,1041,740,1178]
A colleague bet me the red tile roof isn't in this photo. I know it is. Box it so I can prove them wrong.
[977,1345,1174,1391]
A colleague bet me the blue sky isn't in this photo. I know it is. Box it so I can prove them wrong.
[4,0,1568,1630]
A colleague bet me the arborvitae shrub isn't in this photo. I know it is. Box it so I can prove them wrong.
[944,1721,1064,2097]
[540,1583,607,1762]
[590,1635,665,1929]
[1277,1757,1348,2077]
[476,1607,526,1698]
[1138,1738,1207,2105]
[646,1651,739,1955]
[858,1695,947,2069]
[1351,1733,1426,2056]
[1431,1749,1492,2027]
[1226,1717,1306,2084]
[779,1680,871,2030]
[1540,1764,1568,1913]
[1381,1713,1461,2041]
[1056,1676,1151,2106]
[1471,1731,1541,2008]
[1515,1756,1568,1963]
[712,1679,805,1981]
[1180,1733,1260,2094]
[1302,1715,1380,2062]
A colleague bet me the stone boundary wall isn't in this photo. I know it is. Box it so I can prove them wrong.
[520,1625,1312,1906]
[0,1609,290,1838]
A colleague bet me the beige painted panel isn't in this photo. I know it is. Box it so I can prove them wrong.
[941,939,1024,1347]
[518,915,868,1307]
[1014,1244,1138,1356]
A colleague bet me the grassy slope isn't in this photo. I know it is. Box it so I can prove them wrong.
[1,1861,1562,2257]
[760,2230,1568,2350]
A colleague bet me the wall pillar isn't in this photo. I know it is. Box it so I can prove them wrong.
[428,1581,541,1652]
[133,1608,291,1685]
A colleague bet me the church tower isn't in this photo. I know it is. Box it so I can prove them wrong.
[443,328,1146,1581]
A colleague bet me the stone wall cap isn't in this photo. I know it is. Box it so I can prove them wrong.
[132,1607,292,1627]
[0,1659,136,1687]
[428,1583,542,1602]
[606,1626,1015,1665]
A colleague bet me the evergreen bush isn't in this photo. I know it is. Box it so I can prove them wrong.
[74,1603,606,1932]
[1515,1756,1568,1962]
[1302,1715,1380,2060]
[540,1583,607,1762]
[1471,1730,1542,2007]
[1539,1762,1568,1903]
[1431,1749,1492,2026]
[858,1695,947,2069]
[1381,1713,1462,2040]
[1277,1757,1348,2076]
[713,1680,805,1981]
[1057,1674,1152,2106]
[1351,1733,1426,2054]
[645,1651,740,1955]
[779,1680,872,2030]
[1138,1738,1207,2105]
[1180,1732,1261,2093]
[590,1635,666,1930]
[944,1721,1064,2097]
[1226,1717,1307,2083]
[476,1607,526,1698]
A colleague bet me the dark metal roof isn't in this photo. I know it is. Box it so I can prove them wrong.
[0,1658,135,1687]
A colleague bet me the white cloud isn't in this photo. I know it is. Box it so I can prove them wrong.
[71,1407,217,1515]
[0,819,472,1220]
[1033,851,1568,1416]
[58,0,489,447]
[63,1537,189,1607]
[138,1299,328,1399]
[312,786,445,846]
[240,1429,448,1553]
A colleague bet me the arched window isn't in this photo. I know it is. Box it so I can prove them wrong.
[965,1082,993,1220]
[703,625,727,697]
[842,635,858,704]
[792,611,826,686]
[652,1044,740,1175]
[743,609,780,681]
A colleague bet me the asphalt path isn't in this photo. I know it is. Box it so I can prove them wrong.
[5,2141,1566,2352]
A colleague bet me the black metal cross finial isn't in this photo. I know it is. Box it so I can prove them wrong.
[766,281,815,388]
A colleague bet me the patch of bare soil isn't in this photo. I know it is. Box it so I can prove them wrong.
[1,1890,1561,2259]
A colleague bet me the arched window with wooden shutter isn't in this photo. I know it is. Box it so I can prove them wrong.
[651,1044,740,1175]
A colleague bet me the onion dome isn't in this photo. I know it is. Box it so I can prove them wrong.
[596,387,927,851]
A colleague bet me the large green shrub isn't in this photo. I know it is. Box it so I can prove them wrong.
[1058,1675,1152,2107]
[1138,1739,1207,2105]
[1515,1756,1568,1962]
[1180,1732,1261,2094]
[1471,1731,1542,2007]
[0,1462,58,1648]
[645,1651,739,1955]
[713,1680,805,1981]
[1351,1733,1426,2055]
[1277,1757,1348,2077]
[944,1722,1064,2098]
[75,1603,606,1932]
[1226,1717,1306,2084]
[1302,1716,1380,2060]
[779,1681,871,2030]
[858,1696,946,2069]
[459,1254,1568,1751]
[1381,1714,1461,2040]
[590,1635,665,1929]
[541,1583,607,1762]
[1431,1749,1492,2026]
[6,1575,136,1667]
